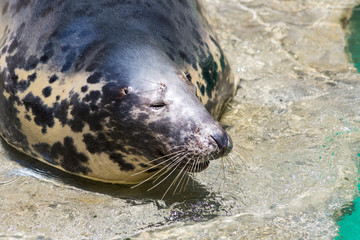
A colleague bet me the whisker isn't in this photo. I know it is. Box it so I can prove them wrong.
[220,155,228,187]
[130,166,169,189]
[182,156,201,192]
[190,156,201,189]
[151,153,187,181]
[211,154,223,187]
[130,152,185,188]
[160,162,182,199]
[172,157,192,195]
[152,153,189,184]
[147,149,185,163]
[227,154,240,177]
[163,159,190,197]
[131,151,185,176]
[179,155,197,192]
[148,160,183,192]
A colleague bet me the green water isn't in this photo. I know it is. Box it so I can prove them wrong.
[336,193,360,239]
[337,6,360,239]
[348,6,360,72]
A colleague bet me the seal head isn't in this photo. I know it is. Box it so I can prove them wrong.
[0,0,235,184]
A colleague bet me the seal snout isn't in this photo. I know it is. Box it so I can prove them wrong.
[210,130,233,157]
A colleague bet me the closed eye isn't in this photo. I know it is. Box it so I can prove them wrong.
[149,102,166,110]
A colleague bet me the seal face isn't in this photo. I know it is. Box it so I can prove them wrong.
[0,0,235,184]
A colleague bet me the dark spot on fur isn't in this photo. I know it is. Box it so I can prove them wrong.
[81,85,88,93]
[139,163,148,168]
[22,92,54,134]
[68,97,90,132]
[87,72,102,84]
[1,45,7,54]
[192,28,202,43]
[61,49,76,72]
[28,73,37,82]
[54,99,70,126]
[83,133,106,154]
[179,50,190,63]
[11,0,31,15]
[25,55,39,70]
[18,73,37,92]
[56,95,60,101]
[51,137,90,174]
[0,71,29,150]
[7,39,19,54]
[146,167,160,173]
[32,142,58,165]
[210,36,226,70]
[49,74,58,84]
[200,53,218,98]
[90,104,98,111]
[42,86,52,98]
[2,2,9,15]
[85,63,97,72]
[18,80,29,92]
[185,72,192,81]
[40,42,54,64]
[110,153,135,171]
[197,82,205,96]
[84,90,101,102]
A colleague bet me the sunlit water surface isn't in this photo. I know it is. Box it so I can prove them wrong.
[1,0,360,239]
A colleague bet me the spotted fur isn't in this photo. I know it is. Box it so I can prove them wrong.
[0,0,235,184]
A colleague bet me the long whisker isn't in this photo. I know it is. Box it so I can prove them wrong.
[151,153,190,184]
[219,155,227,187]
[227,154,239,179]
[130,152,185,188]
[163,159,190,197]
[160,162,183,199]
[183,157,202,192]
[147,149,186,163]
[179,155,197,192]
[131,151,185,176]
[189,156,200,189]
[211,154,223,187]
[172,157,192,195]
[148,159,183,192]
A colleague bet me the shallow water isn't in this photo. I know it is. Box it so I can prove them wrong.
[335,3,360,239]
[1,0,360,239]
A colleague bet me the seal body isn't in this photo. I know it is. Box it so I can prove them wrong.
[0,0,235,183]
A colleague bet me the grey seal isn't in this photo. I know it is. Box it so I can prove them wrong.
[0,0,236,184]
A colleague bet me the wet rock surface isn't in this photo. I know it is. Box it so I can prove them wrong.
[1,0,360,239]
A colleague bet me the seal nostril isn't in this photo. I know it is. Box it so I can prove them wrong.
[210,131,232,156]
